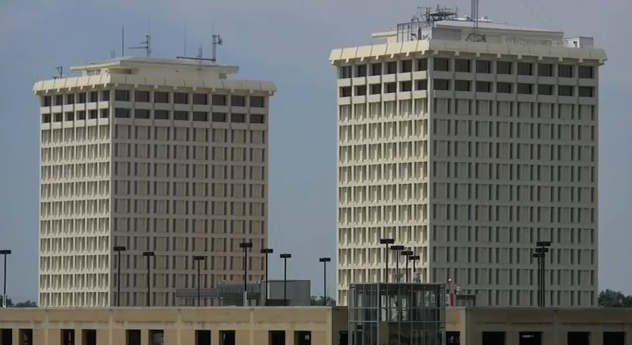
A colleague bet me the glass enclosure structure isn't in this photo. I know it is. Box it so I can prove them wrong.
[348,283,446,345]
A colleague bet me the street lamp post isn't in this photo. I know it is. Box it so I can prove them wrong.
[142,251,155,307]
[280,253,292,305]
[401,249,413,283]
[408,255,420,282]
[113,246,126,307]
[193,256,205,307]
[239,242,253,307]
[379,238,395,282]
[390,245,404,282]
[533,241,551,307]
[0,250,11,308]
[260,248,273,305]
[319,257,331,306]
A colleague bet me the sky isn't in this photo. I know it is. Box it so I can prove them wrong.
[0,0,631,302]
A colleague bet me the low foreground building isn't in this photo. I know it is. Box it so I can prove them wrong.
[1,306,632,345]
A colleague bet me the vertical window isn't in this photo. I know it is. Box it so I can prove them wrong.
[355,65,367,77]
[476,81,492,92]
[416,58,428,71]
[212,95,227,106]
[454,80,471,92]
[433,58,450,72]
[455,59,471,73]
[370,63,382,76]
[400,60,413,73]
[134,91,150,102]
[578,86,595,97]
[42,96,52,107]
[174,93,189,104]
[400,81,412,92]
[250,96,265,108]
[517,62,533,76]
[415,80,428,91]
[154,110,170,120]
[578,66,594,79]
[339,66,352,79]
[558,85,574,96]
[154,92,170,103]
[89,91,99,102]
[537,64,554,77]
[476,60,492,73]
[65,94,75,104]
[192,93,208,105]
[558,65,574,78]
[517,84,533,95]
[231,113,246,123]
[370,84,382,94]
[114,108,130,118]
[433,79,451,91]
[115,90,131,102]
[497,61,513,75]
[231,95,246,107]
[386,62,397,74]
[537,84,554,96]
[497,82,513,94]
[340,87,352,97]
[385,83,397,93]
[355,85,367,95]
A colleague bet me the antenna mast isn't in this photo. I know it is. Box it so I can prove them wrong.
[466,0,486,42]
[52,67,63,79]
[121,27,125,57]
[129,34,152,57]
[212,34,223,63]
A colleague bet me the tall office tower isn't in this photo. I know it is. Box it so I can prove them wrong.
[332,7,606,307]
[35,57,275,307]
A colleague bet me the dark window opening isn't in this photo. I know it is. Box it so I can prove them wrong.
[89,91,99,102]
[82,329,97,345]
[434,58,450,71]
[401,60,413,73]
[355,85,367,96]
[78,93,87,103]
[434,79,450,91]
[89,110,98,119]
[19,329,33,345]
[416,58,428,71]
[220,331,235,345]
[517,83,533,95]
[579,86,595,97]
[476,60,492,73]
[578,66,594,79]
[250,114,265,124]
[517,62,533,76]
[231,113,246,123]
[519,332,541,345]
[126,330,141,345]
[386,61,397,74]
[455,59,471,73]
[538,63,554,77]
[174,111,188,121]
[415,80,428,91]
[558,85,574,96]
[455,80,471,92]
[135,91,150,102]
[41,96,51,107]
[42,114,51,123]
[400,81,412,92]
[115,90,131,102]
[61,329,75,345]
[192,93,208,105]
[370,63,382,76]
[385,82,397,93]
[250,96,265,108]
[446,331,460,345]
[231,95,246,107]
[1,329,13,345]
[370,84,382,94]
[154,92,170,103]
[538,84,554,96]
[149,330,164,345]
[135,109,150,119]
[54,113,63,122]
[154,110,170,120]
[77,111,86,120]
[339,331,348,345]
[558,64,574,78]
[174,93,189,104]
[340,87,351,97]
[497,82,513,94]
[355,65,367,77]
[193,112,209,121]
[567,332,590,345]
[339,66,352,79]
[101,90,110,101]
[100,109,109,118]
[269,331,286,345]
[295,331,311,345]
[497,61,513,74]
[66,94,75,105]
[65,112,74,121]
[212,94,227,106]
[196,330,211,345]
[482,332,505,345]
[476,81,492,93]
[212,113,226,122]
[114,108,130,118]
[603,332,625,345]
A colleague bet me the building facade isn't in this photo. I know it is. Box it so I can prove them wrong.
[331,9,606,307]
[35,57,275,307]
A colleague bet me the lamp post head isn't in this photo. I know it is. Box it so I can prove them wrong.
[534,247,549,254]
[193,256,205,261]
[401,250,413,256]
[239,242,253,249]
[536,241,551,247]
[391,245,405,251]
[319,257,331,263]
[408,255,420,261]
[113,246,126,252]
[379,238,395,245]
[142,251,155,257]
[280,253,292,259]
[261,248,274,254]
[0,250,11,255]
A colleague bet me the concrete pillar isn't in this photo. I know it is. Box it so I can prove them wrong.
[211,330,220,345]
[286,330,295,345]
[506,331,520,345]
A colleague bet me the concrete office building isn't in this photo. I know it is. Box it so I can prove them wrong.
[331,7,606,307]
[35,57,275,307]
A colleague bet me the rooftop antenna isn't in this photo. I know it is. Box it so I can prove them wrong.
[129,34,152,57]
[466,0,486,42]
[212,34,223,63]
[52,66,63,79]
[111,50,116,58]
[121,27,125,57]
[184,24,187,56]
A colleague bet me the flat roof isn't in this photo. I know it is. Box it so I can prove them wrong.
[71,56,239,74]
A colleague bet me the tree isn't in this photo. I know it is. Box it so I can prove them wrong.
[0,297,37,308]
[598,289,632,307]
[310,295,336,306]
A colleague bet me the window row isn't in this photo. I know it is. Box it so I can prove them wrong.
[339,80,596,97]
[114,162,266,181]
[41,91,267,107]
[432,119,596,141]
[114,181,266,199]
[432,161,596,183]
[112,109,266,124]
[112,199,265,217]
[431,203,596,224]
[41,126,110,143]
[112,218,265,235]
[432,141,597,163]
[338,58,595,78]
[42,109,109,123]
[114,125,266,144]
[114,144,266,163]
